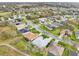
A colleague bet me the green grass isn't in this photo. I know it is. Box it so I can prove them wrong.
[68,21,78,31]
[26,42,47,56]
[29,50,47,56]
[11,39,27,51]
[0,45,22,56]
[28,25,32,29]
[69,31,76,41]
[0,23,21,44]
[21,16,27,23]
[11,38,47,56]
[42,35,49,38]
[15,40,26,51]
[0,12,11,17]
[30,28,40,34]
[40,24,60,36]
[62,48,69,56]
[58,41,77,52]
[32,19,39,24]
[76,24,79,30]
[66,31,79,43]
[46,39,55,48]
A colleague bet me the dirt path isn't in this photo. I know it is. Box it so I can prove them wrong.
[0,44,29,56]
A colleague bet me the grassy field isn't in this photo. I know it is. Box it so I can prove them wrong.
[68,20,79,31]
[21,16,27,23]
[0,45,22,56]
[11,39,27,51]
[10,38,47,56]
[0,12,11,17]
[0,26,16,43]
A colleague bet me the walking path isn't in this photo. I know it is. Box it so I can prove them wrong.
[0,44,29,56]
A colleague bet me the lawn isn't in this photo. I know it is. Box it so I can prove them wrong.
[0,45,22,56]
[0,23,19,44]
[21,16,27,23]
[40,24,61,36]
[58,41,77,52]
[0,12,11,17]
[28,25,32,29]
[10,38,47,56]
[62,48,69,56]
[30,28,40,34]
[68,20,79,31]
[11,39,27,51]
[65,31,79,43]
[42,34,49,38]
[68,31,76,41]
[25,42,47,56]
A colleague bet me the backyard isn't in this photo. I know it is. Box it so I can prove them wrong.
[40,24,61,36]
[58,41,77,52]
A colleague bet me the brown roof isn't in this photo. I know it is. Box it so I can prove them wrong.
[23,32,38,41]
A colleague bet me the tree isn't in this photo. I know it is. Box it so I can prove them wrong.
[26,42,47,56]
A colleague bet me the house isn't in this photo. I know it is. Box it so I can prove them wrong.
[39,18,47,24]
[16,22,22,25]
[59,29,72,38]
[75,31,79,40]
[16,23,27,30]
[23,32,38,41]
[18,28,29,34]
[14,15,21,20]
[72,43,79,56]
[45,24,55,30]
[68,50,77,56]
[8,18,15,23]
[47,52,55,56]
[0,8,12,12]
[46,43,64,56]
[32,36,52,48]
[45,22,63,30]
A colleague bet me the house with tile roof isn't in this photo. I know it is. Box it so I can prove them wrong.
[23,32,38,41]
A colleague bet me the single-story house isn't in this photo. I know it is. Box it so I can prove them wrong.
[68,50,77,56]
[13,15,21,20]
[75,31,79,40]
[59,29,72,38]
[45,24,55,30]
[32,36,52,48]
[18,28,29,34]
[39,18,46,24]
[45,22,63,30]
[47,52,55,56]
[16,23,27,30]
[16,22,22,25]
[46,43,64,56]
[23,32,38,41]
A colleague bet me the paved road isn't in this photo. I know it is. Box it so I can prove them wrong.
[27,20,62,45]
[28,20,62,40]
